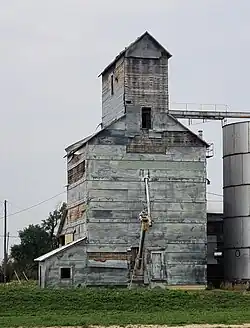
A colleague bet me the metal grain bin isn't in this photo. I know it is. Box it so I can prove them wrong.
[223,121,250,282]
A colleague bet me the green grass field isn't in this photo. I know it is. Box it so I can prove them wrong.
[1,283,250,327]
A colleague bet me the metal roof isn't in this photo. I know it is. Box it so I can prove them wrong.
[34,237,87,262]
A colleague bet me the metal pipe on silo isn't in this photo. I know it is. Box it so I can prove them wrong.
[223,121,250,282]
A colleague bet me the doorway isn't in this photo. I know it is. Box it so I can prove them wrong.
[151,251,164,280]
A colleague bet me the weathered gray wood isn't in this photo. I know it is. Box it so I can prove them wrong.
[51,33,209,289]
[87,144,206,161]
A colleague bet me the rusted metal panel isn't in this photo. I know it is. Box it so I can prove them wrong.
[67,203,87,224]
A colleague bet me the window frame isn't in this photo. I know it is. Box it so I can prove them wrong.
[141,107,152,129]
[59,266,72,280]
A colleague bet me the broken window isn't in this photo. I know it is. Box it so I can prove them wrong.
[141,107,152,129]
[60,267,71,279]
[110,74,114,95]
[68,160,85,185]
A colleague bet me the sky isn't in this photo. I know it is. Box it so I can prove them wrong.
[1,0,250,258]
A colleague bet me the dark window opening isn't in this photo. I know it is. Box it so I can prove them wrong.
[110,74,114,95]
[60,267,71,279]
[141,107,152,129]
[68,160,85,185]
[59,235,65,246]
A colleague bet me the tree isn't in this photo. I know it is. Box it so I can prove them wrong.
[41,202,66,249]
[10,224,51,279]
[9,202,67,280]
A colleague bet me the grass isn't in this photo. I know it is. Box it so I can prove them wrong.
[1,283,250,327]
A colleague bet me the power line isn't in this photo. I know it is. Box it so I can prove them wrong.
[207,192,223,197]
[0,191,66,221]
[0,190,222,222]
[0,235,19,239]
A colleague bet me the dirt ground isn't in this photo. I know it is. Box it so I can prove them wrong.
[42,325,250,328]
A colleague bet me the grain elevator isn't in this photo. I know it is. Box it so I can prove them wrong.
[35,32,250,288]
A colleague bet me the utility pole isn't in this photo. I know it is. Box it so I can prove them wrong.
[3,200,7,284]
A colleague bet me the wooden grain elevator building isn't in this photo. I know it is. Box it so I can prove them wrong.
[35,32,211,288]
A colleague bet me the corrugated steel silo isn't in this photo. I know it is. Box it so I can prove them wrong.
[223,121,250,281]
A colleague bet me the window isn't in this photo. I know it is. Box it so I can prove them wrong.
[141,107,152,129]
[60,267,71,279]
[110,74,114,95]
[59,235,65,246]
[68,160,85,185]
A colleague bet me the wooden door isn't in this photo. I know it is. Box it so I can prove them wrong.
[151,252,163,280]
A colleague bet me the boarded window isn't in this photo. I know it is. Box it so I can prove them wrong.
[68,161,85,184]
[60,267,71,279]
[141,107,152,129]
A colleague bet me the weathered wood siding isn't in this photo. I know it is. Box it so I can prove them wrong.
[102,57,125,128]
[124,33,169,113]
[84,110,207,286]
[60,33,207,287]
[62,146,88,241]
[41,240,88,288]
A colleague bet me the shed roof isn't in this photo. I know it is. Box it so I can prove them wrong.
[98,31,172,77]
[34,236,87,262]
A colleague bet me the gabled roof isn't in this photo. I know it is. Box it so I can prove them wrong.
[65,131,100,155]
[65,114,126,156]
[98,31,172,77]
[168,113,210,147]
[34,237,87,262]
[65,112,209,158]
